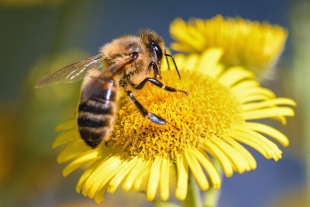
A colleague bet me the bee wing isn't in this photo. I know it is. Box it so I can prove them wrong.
[81,55,135,100]
[99,55,136,79]
[35,54,104,88]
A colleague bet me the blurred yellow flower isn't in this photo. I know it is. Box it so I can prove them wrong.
[170,15,288,77]
[53,48,295,203]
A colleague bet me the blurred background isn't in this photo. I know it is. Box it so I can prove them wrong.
[0,0,309,206]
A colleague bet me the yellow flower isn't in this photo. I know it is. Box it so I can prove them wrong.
[170,15,288,77]
[53,48,295,203]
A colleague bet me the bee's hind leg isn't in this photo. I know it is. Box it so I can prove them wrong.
[125,90,167,125]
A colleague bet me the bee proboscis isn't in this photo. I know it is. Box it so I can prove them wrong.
[35,29,188,148]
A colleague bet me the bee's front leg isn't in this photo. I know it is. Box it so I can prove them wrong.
[125,90,167,125]
[134,78,189,95]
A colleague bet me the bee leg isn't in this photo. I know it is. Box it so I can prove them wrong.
[134,78,189,95]
[125,90,167,125]
[150,61,161,79]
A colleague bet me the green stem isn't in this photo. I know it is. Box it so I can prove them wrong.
[153,160,222,207]
[183,171,202,207]
[202,188,221,207]
[153,199,180,207]
[202,159,222,207]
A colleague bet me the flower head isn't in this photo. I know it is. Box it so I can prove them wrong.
[53,48,295,203]
[170,15,288,77]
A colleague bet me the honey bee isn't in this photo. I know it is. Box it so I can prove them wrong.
[35,29,188,148]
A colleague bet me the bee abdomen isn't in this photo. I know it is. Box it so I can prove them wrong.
[78,98,116,148]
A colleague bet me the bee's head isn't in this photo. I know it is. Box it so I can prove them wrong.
[139,29,165,79]
[139,30,165,63]
[139,29,181,80]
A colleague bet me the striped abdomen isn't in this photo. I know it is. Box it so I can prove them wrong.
[78,74,119,148]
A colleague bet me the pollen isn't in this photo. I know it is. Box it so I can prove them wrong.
[112,70,244,160]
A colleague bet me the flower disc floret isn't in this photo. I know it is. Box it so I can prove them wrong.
[112,70,244,160]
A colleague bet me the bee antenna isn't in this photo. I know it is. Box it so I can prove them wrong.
[164,50,171,71]
[165,53,181,80]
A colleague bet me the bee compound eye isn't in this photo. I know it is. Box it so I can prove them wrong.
[151,42,163,60]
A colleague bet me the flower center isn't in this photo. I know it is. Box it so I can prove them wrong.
[111,70,244,160]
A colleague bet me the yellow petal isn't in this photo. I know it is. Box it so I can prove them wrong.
[237,88,275,103]
[108,156,138,194]
[230,130,270,159]
[231,80,259,94]
[202,141,234,177]
[193,148,221,189]
[223,135,257,169]
[243,107,295,121]
[122,157,146,191]
[239,94,271,104]
[234,127,282,160]
[55,119,76,132]
[146,156,161,201]
[245,122,289,146]
[159,157,170,201]
[57,141,89,163]
[211,139,250,173]
[242,98,296,111]
[184,53,200,70]
[175,154,188,200]
[185,148,209,191]
[170,43,196,53]
[82,155,122,198]
[94,184,109,204]
[132,160,152,191]
[63,150,98,176]
[196,48,224,78]
[219,67,254,87]
[52,129,79,149]
[76,159,102,193]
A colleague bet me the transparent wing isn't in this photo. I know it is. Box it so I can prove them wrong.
[81,55,136,100]
[35,54,104,88]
